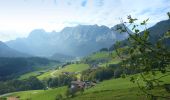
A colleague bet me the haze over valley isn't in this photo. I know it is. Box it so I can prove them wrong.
[6,24,129,57]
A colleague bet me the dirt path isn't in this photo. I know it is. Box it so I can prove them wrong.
[0,93,13,98]
[50,70,58,77]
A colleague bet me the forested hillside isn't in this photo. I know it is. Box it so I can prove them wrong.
[0,57,58,81]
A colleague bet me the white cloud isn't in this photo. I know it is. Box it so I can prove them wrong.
[0,0,169,41]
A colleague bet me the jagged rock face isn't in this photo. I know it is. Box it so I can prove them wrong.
[6,24,129,57]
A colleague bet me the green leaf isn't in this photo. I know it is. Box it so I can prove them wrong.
[156,41,161,49]
[132,25,136,30]
[130,77,135,83]
[167,12,170,19]
[143,30,149,40]
[140,22,145,25]
[140,18,149,25]
[127,15,137,23]
[146,81,154,90]
[135,29,139,33]
[145,18,149,22]
[164,30,170,38]
[151,71,156,75]
[121,29,126,33]
[129,48,134,54]
[139,47,145,53]
[121,74,126,78]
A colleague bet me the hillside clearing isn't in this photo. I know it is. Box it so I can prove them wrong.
[37,63,89,80]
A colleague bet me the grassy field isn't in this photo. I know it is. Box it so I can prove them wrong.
[86,51,121,68]
[87,52,110,60]
[70,73,170,100]
[3,51,170,100]
[86,51,118,61]
[19,71,42,80]
[6,87,66,100]
[37,63,89,80]
[5,72,170,100]
[98,57,121,67]
[37,70,54,80]
[18,64,60,80]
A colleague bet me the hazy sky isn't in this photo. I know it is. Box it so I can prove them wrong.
[0,0,170,41]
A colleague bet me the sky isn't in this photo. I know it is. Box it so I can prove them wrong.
[0,0,170,42]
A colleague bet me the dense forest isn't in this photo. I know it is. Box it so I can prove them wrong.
[0,57,58,81]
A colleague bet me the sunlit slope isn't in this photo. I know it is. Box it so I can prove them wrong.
[70,73,170,100]
[38,63,89,80]
[6,72,170,100]
[7,87,66,100]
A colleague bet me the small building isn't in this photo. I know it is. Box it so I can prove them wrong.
[7,97,19,100]
[71,81,85,89]
[62,72,75,75]
[84,81,96,88]
[70,81,96,90]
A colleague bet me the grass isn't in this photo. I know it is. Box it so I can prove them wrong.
[88,52,110,60]
[86,51,120,68]
[3,51,170,100]
[19,71,42,80]
[37,70,54,80]
[19,64,60,80]
[52,63,89,78]
[70,73,170,100]
[38,63,89,80]
[99,57,121,67]
[57,63,89,73]
[6,87,66,100]
[5,72,170,100]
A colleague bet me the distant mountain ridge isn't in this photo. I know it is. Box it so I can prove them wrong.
[109,19,170,50]
[147,19,170,44]
[6,24,129,57]
[0,41,30,57]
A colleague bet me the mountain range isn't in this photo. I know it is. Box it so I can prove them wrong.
[2,19,170,58]
[6,24,129,57]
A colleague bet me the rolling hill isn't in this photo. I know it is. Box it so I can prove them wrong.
[3,72,170,100]
[0,57,59,81]
[37,63,89,80]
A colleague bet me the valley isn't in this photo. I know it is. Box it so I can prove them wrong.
[1,46,170,99]
[2,71,170,100]
[0,2,170,99]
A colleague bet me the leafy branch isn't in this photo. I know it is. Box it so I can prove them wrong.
[114,13,170,99]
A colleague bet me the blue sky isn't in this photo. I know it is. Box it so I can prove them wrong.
[0,0,170,41]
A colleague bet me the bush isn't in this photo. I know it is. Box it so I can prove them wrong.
[0,97,7,100]
[55,94,62,100]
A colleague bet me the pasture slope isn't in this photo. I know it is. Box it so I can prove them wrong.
[37,63,89,80]
[4,72,170,100]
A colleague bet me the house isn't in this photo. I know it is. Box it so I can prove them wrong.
[84,81,96,88]
[7,97,19,100]
[71,81,85,89]
[62,72,75,75]
[70,81,96,90]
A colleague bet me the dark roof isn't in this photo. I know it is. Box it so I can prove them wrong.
[71,81,85,86]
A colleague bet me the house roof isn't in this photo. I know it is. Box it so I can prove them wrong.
[71,81,85,86]
[7,97,19,100]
